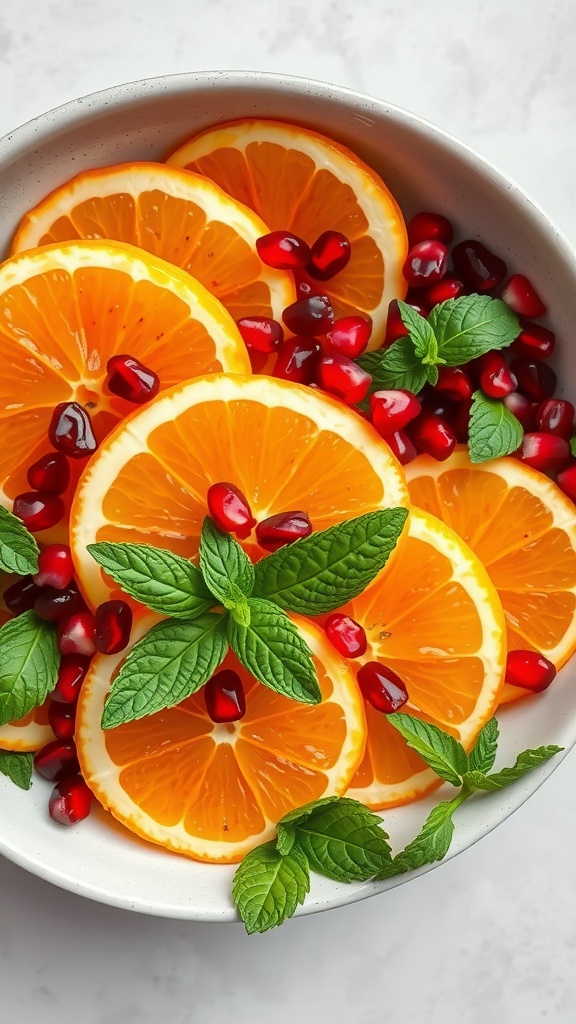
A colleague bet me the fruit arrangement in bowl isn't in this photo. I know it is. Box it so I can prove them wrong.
[1,72,575,931]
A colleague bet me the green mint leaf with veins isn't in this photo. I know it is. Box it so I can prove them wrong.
[429,294,520,365]
[228,597,321,705]
[0,749,35,791]
[357,337,430,396]
[101,613,228,729]
[398,300,446,367]
[276,796,341,855]
[0,505,40,576]
[87,542,213,620]
[199,517,255,613]
[0,612,59,727]
[232,841,310,935]
[468,390,524,463]
[385,713,467,787]
[378,795,463,879]
[253,508,408,615]
[293,798,392,882]
[467,717,499,774]
[463,745,563,792]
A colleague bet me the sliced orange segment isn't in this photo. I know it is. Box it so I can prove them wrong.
[0,702,52,752]
[11,162,295,322]
[167,119,408,348]
[76,615,366,863]
[405,447,576,703]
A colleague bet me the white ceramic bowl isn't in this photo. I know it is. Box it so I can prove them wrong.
[1,71,575,921]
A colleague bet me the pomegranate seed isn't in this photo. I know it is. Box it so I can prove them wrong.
[512,321,555,361]
[505,649,556,693]
[517,433,570,473]
[407,211,454,246]
[501,274,547,319]
[236,316,284,353]
[410,414,457,461]
[307,231,351,281]
[503,392,536,431]
[48,699,77,740]
[13,491,65,532]
[49,402,97,459]
[49,775,92,825]
[57,611,97,657]
[325,614,367,658]
[294,277,319,299]
[370,389,421,436]
[402,240,448,289]
[385,299,426,344]
[557,463,576,503]
[273,338,322,384]
[324,315,372,358]
[106,355,160,404]
[52,654,91,704]
[34,738,80,781]
[434,366,473,402]
[207,482,256,538]
[452,240,507,292]
[33,544,74,590]
[383,429,417,466]
[510,357,557,401]
[535,399,574,439]
[425,276,466,307]
[256,511,312,552]
[35,580,87,623]
[256,231,310,270]
[316,354,372,405]
[357,662,409,713]
[282,295,334,336]
[479,351,518,399]
[204,669,246,723]
[26,452,70,495]
[94,600,133,655]
[3,575,44,616]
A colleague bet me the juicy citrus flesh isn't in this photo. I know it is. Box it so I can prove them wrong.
[70,373,409,609]
[405,447,576,703]
[166,118,408,348]
[11,162,296,323]
[76,615,366,863]
[342,507,506,809]
[0,701,52,752]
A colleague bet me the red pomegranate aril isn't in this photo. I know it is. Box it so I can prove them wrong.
[383,429,418,466]
[282,295,335,336]
[256,510,313,552]
[52,654,91,704]
[535,399,575,439]
[49,775,92,825]
[3,575,44,616]
[35,580,87,623]
[307,231,351,281]
[410,413,457,461]
[452,240,507,292]
[34,738,80,782]
[236,316,284,353]
[557,463,576,504]
[505,650,557,693]
[33,544,74,590]
[26,452,70,495]
[425,276,466,308]
[106,354,160,404]
[512,321,555,361]
[517,433,570,473]
[48,699,77,740]
[325,315,372,358]
[510,357,557,401]
[13,492,65,532]
[49,401,98,459]
[370,389,421,436]
[325,614,367,658]
[95,600,133,655]
[256,231,311,270]
[357,662,409,713]
[479,351,518,399]
[384,298,427,344]
[316,354,372,405]
[402,240,448,289]
[57,610,97,657]
[503,392,536,431]
[407,211,454,246]
[204,669,246,723]
[273,338,323,384]
[207,482,256,538]
[501,274,547,319]
[434,366,473,402]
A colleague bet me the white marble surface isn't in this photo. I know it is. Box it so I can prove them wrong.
[1,1,576,1020]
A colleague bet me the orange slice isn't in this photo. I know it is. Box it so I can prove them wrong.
[405,447,576,703]
[69,373,409,609]
[166,118,408,348]
[0,583,53,752]
[11,162,295,322]
[76,615,366,863]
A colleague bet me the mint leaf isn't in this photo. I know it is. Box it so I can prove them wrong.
[357,337,430,395]
[87,542,213,619]
[468,390,524,463]
[398,301,442,365]
[385,713,467,786]
[228,597,320,705]
[463,745,562,792]
[101,613,228,728]
[0,749,34,790]
[232,841,310,934]
[429,294,520,365]
[378,796,461,878]
[199,517,255,611]
[0,612,59,727]
[0,505,40,576]
[276,795,341,855]
[467,717,499,774]
[294,799,391,882]
[571,436,576,458]
[253,508,408,615]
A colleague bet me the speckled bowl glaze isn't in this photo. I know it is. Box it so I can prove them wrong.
[1,71,575,921]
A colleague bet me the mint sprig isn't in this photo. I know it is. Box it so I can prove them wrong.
[0,505,40,576]
[199,517,254,624]
[232,842,310,935]
[468,390,524,463]
[0,611,59,726]
[0,749,35,791]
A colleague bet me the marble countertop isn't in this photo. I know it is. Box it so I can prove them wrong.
[1,1,575,1021]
